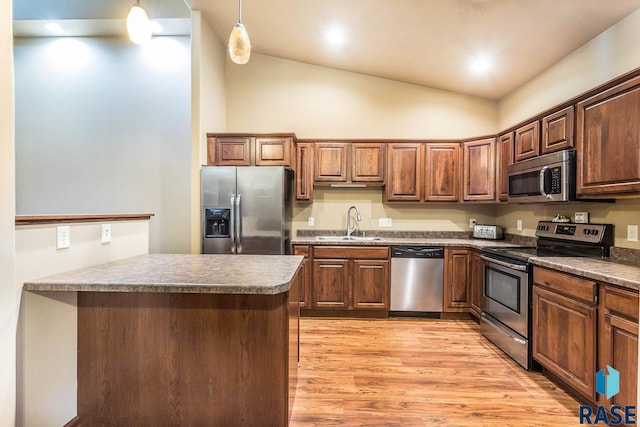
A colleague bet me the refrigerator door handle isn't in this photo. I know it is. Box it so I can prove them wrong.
[236,193,243,253]
[230,193,237,253]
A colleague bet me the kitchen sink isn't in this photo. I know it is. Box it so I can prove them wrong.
[314,236,385,241]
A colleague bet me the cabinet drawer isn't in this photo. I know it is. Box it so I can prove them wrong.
[603,285,639,321]
[313,246,389,260]
[293,245,311,258]
[533,267,597,305]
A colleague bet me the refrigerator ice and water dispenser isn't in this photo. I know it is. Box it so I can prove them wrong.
[204,208,230,237]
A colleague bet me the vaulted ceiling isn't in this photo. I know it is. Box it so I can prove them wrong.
[14,0,640,99]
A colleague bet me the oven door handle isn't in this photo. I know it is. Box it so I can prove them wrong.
[480,255,528,272]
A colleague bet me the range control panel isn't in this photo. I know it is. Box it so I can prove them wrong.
[535,221,614,245]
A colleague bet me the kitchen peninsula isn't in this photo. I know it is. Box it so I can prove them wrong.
[23,254,303,426]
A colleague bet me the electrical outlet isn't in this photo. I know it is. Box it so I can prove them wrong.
[628,225,639,242]
[469,218,477,228]
[101,224,112,244]
[516,220,523,231]
[379,218,393,227]
[56,226,70,249]
[307,216,314,226]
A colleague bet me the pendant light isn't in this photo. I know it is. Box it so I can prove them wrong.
[228,0,251,64]
[127,0,152,45]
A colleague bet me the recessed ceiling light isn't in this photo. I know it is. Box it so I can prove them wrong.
[325,28,345,46]
[470,57,491,74]
[45,22,64,35]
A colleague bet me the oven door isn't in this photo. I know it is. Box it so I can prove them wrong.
[481,258,530,338]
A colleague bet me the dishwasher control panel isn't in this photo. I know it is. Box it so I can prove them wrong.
[391,246,444,258]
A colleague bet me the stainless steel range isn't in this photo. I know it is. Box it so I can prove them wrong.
[479,221,614,370]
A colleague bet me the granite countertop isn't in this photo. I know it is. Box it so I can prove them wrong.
[291,236,520,249]
[530,257,640,291]
[23,254,304,295]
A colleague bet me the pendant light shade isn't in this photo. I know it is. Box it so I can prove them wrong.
[127,1,152,45]
[229,0,251,64]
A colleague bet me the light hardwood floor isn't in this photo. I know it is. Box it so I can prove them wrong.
[291,318,580,426]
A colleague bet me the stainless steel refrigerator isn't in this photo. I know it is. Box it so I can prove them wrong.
[201,166,292,255]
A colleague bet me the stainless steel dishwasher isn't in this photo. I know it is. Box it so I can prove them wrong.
[390,246,444,315]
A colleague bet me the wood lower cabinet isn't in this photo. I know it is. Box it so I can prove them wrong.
[576,75,640,197]
[462,138,495,201]
[542,106,574,154]
[385,143,424,202]
[295,143,314,201]
[496,132,513,202]
[444,248,470,311]
[533,267,598,401]
[469,249,484,319]
[514,121,540,162]
[424,143,461,202]
[293,245,313,309]
[599,284,639,411]
[310,246,390,314]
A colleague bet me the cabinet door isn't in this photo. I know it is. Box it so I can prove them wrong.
[444,249,470,311]
[541,106,574,154]
[352,260,390,309]
[533,285,597,401]
[385,143,424,202]
[463,138,495,201]
[496,132,513,202]
[469,250,483,319]
[293,246,312,309]
[255,137,292,166]
[424,143,460,202]
[312,259,349,309]
[314,143,349,182]
[599,285,638,411]
[352,143,385,183]
[208,137,252,166]
[576,75,640,196]
[295,143,314,201]
[514,121,540,162]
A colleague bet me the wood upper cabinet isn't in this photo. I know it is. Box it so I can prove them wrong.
[207,134,295,167]
[444,248,470,312]
[208,136,252,166]
[314,143,349,182]
[295,143,314,201]
[469,249,484,319]
[576,75,640,197]
[255,137,292,166]
[533,267,598,401]
[541,106,574,154]
[293,245,312,309]
[514,121,540,162]
[311,246,390,313]
[313,142,385,184]
[385,143,424,202]
[424,143,461,202]
[496,132,513,202]
[462,138,495,201]
[352,143,385,182]
[598,284,638,411]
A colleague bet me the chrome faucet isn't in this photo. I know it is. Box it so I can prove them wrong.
[346,206,362,238]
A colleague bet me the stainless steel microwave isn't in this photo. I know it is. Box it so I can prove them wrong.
[507,150,576,203]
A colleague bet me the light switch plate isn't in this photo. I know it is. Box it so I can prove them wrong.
[57,226,70,249]
[516,220,523,231]
[101,224,112,244]
[379,218,393,227]
[628,225,639,242]
[307,217,314,226]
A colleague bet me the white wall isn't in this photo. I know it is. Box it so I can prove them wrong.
[15,221,150,427]
[190,11,227,253]
[498,8,640,129]
[226,53,498,139]
[13,36,192,254]
[0,2,16,426]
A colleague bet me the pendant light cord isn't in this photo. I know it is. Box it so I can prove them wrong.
[238,0,243,23]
